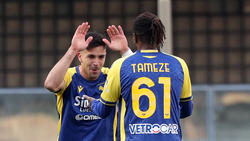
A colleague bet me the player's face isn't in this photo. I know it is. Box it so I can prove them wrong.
[78,46,106,80]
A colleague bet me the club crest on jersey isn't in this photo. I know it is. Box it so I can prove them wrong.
[78,85,83,93]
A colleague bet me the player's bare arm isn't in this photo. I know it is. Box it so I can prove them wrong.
[44,22,92,92]
[103,25,131,55]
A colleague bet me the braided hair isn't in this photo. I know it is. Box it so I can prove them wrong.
[133,12,166,50]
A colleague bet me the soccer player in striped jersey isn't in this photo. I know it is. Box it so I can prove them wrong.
[44,22,132,141]
[84,12,193,141]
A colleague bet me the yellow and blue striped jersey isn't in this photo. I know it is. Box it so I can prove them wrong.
[56,66,116,141]
[92,50,193,141]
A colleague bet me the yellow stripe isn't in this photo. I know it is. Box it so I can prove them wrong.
[141,49,158,53]
[174,57,192,98]
[100,99,116,106]
[56,94,63,141]
[56,67,76,140]
[180,99,192,102]
[101,56,131,102]
[113,107,118,141]
[180,96,193,102]
[142,55,157,58]
[57,67,77,95]
[120,98,126,141]
[161,52,192,99]
[101,67,110,74]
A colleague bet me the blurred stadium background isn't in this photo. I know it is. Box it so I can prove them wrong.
[0,0,250,141]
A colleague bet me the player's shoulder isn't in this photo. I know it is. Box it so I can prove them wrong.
[65,67,77,77]
[68,66,77,72]
[161,52,188,65]
[112,53,136,68]
[101,67,110,75]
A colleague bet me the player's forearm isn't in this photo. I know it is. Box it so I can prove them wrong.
[44,47,77,92]
[91,99,115,118]
[121,48,133,57]
[180,100,193,119]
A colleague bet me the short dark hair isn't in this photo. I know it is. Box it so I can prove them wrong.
[85,32,106,49]
[133,12,166,50]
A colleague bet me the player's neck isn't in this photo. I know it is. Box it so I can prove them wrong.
[138,44,158,50]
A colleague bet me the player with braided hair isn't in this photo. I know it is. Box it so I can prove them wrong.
[84,12,193,141]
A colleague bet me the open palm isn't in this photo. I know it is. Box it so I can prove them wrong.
[103,25,129,54]
[71,22,93,52]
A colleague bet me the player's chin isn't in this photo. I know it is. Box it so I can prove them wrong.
[90,70,100,78]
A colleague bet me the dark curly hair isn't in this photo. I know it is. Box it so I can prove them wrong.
[133,12,166,50]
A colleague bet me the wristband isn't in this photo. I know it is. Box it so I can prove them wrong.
[121,48,133,57]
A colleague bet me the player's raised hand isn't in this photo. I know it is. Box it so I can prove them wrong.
[103,25,129,55]
[71,22,93,52]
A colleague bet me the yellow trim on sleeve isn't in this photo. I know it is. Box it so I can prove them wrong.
[100,56,133,141]
[160,52,192,99]
[101,57,127,102]
[56,67,77,95]
[113,108,118,141]
[56,95,63,138]
[56,67,76,138]
[175,57,192,99]
[120,98,126,141]
[180,96,193,102]
[99,99,116,106]
[101,67,110,75]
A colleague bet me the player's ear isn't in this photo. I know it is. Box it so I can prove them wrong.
[133,33,138,44]
[77,52,83,63]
